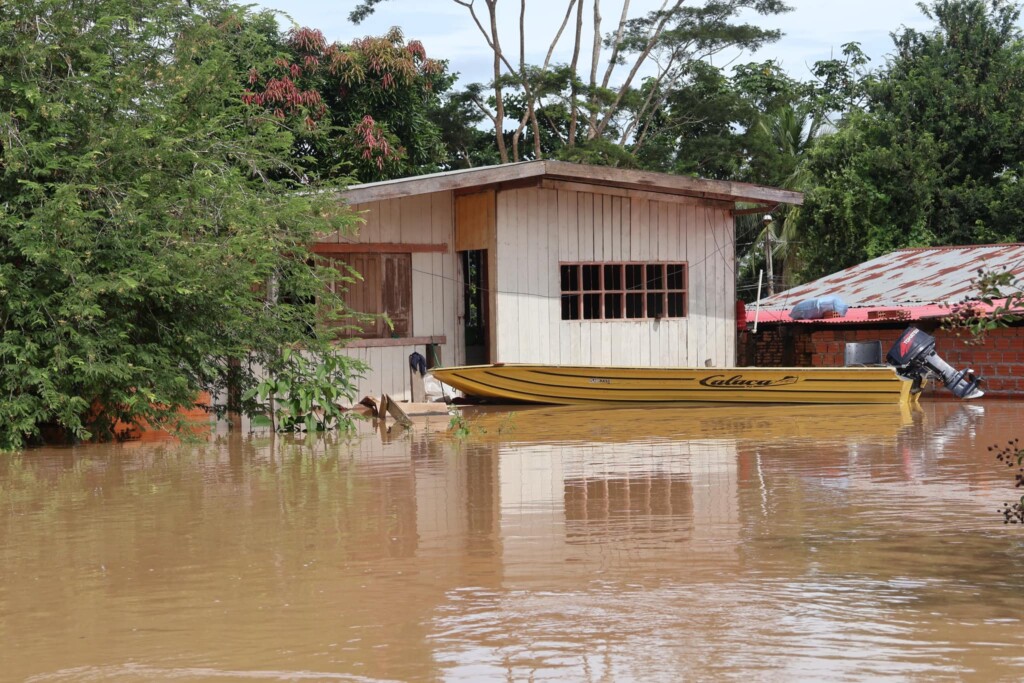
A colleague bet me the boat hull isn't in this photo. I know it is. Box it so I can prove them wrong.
[430,364,917,406]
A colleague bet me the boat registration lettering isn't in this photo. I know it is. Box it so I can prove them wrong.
[588,378,612,384]
[699,374,799,388]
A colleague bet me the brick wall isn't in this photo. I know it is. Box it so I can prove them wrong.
[941,326,1024,396]
[739,326,813,367]
[740,323,1024,397]
[741,327,784,366]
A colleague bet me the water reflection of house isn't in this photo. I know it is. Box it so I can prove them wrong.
[238,404,1018,679]
[491,440,741,581]
[328,161,801,400]
[366,424,742,582]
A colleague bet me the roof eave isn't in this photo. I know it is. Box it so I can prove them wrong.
[339,160,803,207]
[541,160,803,206]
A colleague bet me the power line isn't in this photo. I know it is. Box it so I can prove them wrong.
[328,204,745,304]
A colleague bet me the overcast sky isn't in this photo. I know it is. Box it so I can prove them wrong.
[252,1,945,85]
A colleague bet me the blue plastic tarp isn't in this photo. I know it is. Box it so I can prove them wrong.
[789,296,849,320]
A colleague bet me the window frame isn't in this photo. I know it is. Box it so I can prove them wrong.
[559,261,688,322]
[320,252,413,339]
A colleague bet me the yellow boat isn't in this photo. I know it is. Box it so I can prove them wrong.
[430,364,920,406]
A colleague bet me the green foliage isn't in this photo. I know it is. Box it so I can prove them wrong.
[634,61,757,179]
[244,349,363,433]
[555,137,640,168]
[365,1,793,166]
[992,439,1024,523]
[633,56,830,298]
[247,26,454,181]
[447,411,488,440]
[588,0,793,157]
[429,86,502,170]
[348,0,389,24]
[796,0,1024,280]
[944,269,1024,340]
[496,411,517,435]
[808,42,872,122]
[447,413,473,440]
[0,0,360,450]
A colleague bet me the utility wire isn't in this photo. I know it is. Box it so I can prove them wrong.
[328,204,742,303]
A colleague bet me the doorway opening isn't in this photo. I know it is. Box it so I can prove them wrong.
[461,250,489,365]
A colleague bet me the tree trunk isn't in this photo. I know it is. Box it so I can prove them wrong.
[590,0,602,89]
[567,0,585,147]
[511,0,527,161]
[586,0,602,138]
[591,0,681,140]
[487,1,509,163]
[600,0,631,89]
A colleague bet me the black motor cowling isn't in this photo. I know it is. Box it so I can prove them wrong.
[886,327,984,399]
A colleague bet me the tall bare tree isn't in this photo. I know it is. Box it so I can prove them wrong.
[351,0,791,163]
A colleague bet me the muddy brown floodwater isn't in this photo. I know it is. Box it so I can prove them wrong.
[3,401,1024,681]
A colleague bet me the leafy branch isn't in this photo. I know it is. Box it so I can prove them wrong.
[244,348,365,433]
[944,269,1024,342]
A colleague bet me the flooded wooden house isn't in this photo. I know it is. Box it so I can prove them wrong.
[326,160,802,400]
[741,244,1024,397]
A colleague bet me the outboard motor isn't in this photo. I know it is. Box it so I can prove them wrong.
[886,327,984,399]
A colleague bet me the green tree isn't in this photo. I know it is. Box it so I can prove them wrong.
[632,60,805,180]
[350,0,791,164]
[797,0,1024,281]
[433,85,505,169]
[744,104,826,289]
[630,61,753,178]
[0,0,360,450]
[624,58,829,298]
[245,26,454,181]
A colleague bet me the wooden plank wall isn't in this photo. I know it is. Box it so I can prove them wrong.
[322,191,461,400]
[454,189,495,251]
[494,186,735,367]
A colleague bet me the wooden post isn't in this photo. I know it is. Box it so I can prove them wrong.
[410,368,426,402]
[227,357,242,431]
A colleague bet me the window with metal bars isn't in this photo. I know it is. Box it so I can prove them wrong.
[559,262,687,321]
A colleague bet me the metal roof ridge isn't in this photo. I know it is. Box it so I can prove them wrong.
[894,242,1024,252]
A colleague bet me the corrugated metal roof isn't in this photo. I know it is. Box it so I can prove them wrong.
[756,244,1024,312]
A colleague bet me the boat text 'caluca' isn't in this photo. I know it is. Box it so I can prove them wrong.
[697,374,799,389]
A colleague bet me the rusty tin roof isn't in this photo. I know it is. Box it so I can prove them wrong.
[752,244,1024,325]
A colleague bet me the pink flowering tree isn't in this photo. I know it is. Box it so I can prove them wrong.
[244,26,453,182]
